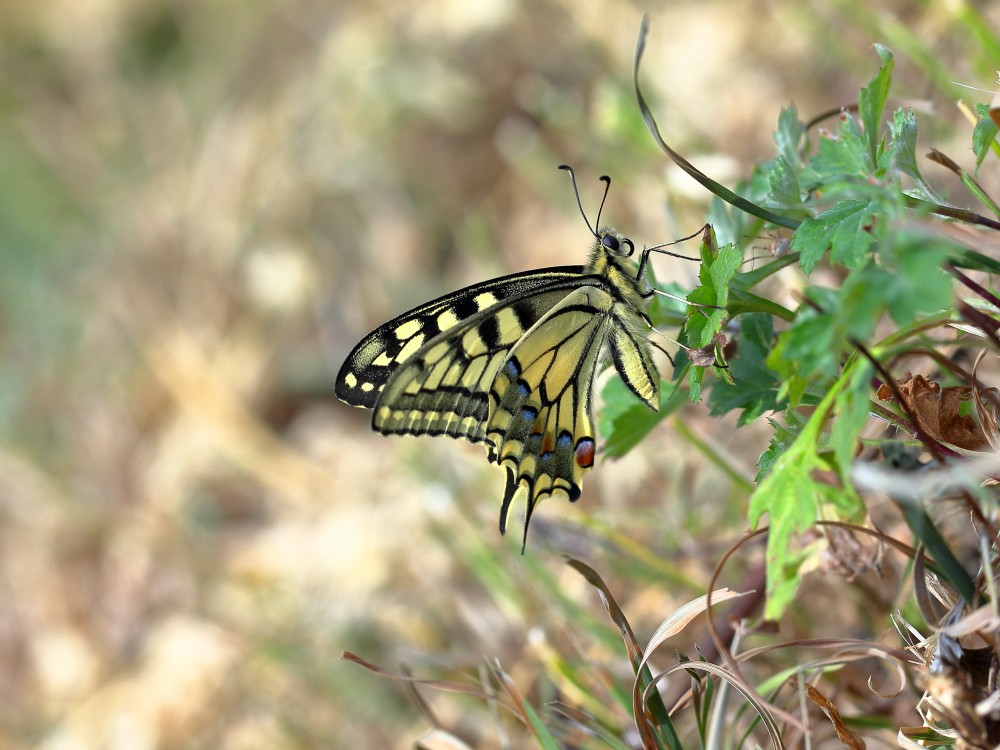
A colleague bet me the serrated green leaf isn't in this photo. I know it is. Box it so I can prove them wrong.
[830,362,874,489]
[755,439,783,483]
[687,367,703,403]
[858,44,894,165]
[800,116,871,190]
[599,378,688,458]
[973,103,998,171]
[765,155,804,211]
[707,313,781,424]
[879,232,953,324]
[886,107,946,204]
[749,360,870,619]
[774,105,805,168]
[766,287,840,405]
[754,417,798,483]
[791,199,874,273]
[685,240,741,348]
[748,444,821,619]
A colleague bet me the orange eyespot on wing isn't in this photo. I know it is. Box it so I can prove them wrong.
[574,438,595,469]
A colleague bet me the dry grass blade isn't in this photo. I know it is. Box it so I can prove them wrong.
[415,729,476,750]
[912,547,946,626]
[939,603,1000,638]
[642,661,785,750]
[802,682,866,750]
[566,557,673,750]
[972,349,1000,454]
[640,588,752,668]
[565,557,642,667]
[341,651,515,708]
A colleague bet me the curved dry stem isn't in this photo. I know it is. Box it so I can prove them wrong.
[642,661,785,750]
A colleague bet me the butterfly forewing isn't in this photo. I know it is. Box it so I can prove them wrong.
[335,267,585,408]
[371,285,580,442]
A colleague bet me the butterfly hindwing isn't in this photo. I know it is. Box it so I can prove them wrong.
[485,286,610,532]
[486,285,660,536]
[335,267,585,409]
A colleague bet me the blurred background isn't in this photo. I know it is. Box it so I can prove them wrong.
[0,0,996,747]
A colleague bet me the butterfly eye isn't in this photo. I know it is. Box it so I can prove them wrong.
[601,234,620,253]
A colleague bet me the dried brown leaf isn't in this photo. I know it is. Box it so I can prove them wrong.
[804,682,866,750]
[879,373,994,451]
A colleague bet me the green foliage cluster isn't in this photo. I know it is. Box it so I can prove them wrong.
[604,43,1000,618]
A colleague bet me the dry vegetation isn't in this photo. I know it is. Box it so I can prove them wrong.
[1,1,998,748]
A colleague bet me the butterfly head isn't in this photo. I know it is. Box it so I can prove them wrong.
[598,228,635,258]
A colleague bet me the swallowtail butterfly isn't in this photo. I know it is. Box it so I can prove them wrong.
[336,166,696,546]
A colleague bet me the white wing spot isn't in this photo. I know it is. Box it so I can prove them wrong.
[344,372,358,388]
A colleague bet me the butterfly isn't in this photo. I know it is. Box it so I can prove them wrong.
[336,166,700,547]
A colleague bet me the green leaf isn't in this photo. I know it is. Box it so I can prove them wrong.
[897,503,978,605]
[972,103,998,171]
[765,155,805,212]
[599,378,688,458]
[791,199,875,273]
[774,105,805,169]
[707,313,781,425]
[800,115,871,189]
[877,231,953,325]
[521,698,563,750]
[766,288,840,406]
[755,438,783,483]
[748,442,823,618]
[886,107,946,204]
[685,239,741,347]
[749,361,868,619]
[830,363,873,490]
[858,44,894,165]
[755,421,791,482]
[687,366,703,402]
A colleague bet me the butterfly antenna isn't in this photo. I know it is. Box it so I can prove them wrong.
[558,164,598,238]
[594,175,612,230]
